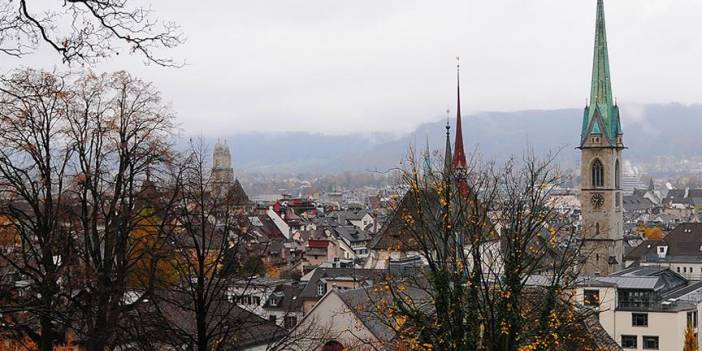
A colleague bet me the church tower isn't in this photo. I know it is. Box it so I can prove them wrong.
[579,0,625,276]
[212,140,235,191]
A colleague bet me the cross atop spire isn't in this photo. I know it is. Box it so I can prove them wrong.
[452,57,467,169]
[581,0,622,147]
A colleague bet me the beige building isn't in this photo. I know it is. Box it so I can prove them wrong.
[298,267,384,314]
[293,289,388,350]
[576,266,702,350]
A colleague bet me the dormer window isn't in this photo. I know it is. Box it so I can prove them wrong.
[317,282,327,296]
[657,246,668,258]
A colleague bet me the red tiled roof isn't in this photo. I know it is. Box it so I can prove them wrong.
[308,239,329,249]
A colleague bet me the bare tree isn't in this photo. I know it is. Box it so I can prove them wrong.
[63,70,176,350]
[146,141,276,351]
[361,148,594,351]
[0,69,76,351]
[0,69,179,350]
[0,0,183,66]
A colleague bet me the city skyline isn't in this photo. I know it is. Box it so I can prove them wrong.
[5,0,702,135]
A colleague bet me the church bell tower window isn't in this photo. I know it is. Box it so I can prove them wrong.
[592,159,604,188]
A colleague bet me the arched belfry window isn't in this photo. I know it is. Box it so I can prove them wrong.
[592,159,604,187]
[615,159,621,189]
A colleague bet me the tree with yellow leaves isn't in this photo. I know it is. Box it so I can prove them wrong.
[645,226,665,240]
[127,208,179,289]
[359,146,595,351]
[684,322,698,351]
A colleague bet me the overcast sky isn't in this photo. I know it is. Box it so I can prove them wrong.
[7,0,702,136]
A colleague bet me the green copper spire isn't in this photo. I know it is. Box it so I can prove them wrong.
[581,0,622,146]
[590,0,613,107]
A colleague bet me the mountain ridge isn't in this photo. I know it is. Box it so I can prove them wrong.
[192,103,702,174]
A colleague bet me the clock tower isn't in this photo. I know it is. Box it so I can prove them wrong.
[579,0,624,276]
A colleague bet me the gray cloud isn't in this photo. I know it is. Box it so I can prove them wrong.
[5,0,702,136]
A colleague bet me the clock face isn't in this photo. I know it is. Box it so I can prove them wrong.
[591,193,605,209]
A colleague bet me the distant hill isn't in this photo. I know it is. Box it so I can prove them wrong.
[197,103,702,174]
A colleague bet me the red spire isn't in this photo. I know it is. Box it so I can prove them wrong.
[452,58,467,170]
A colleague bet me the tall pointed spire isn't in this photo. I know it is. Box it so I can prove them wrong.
[590,0,613,107]
[443,112,452,176]
[581,0,622,146]
[452,57,467,169]
[422,134,432,184]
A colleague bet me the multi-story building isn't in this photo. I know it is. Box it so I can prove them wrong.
[576,266,702,350]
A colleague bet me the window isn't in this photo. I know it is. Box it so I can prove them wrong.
[691,311,698,326]
[632,313,648,327]
[317,282,327,296]
[684,267,688,273]
[642,336,659,350]
[269,315,277,323]
[678,267,681,273]
[592,159,604,187]
[584,289,600,307]
[615,160,621,189]
[621,335,637,348]
[284,316,298,329]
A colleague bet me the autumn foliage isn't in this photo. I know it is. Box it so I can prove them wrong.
[684,323,698,351]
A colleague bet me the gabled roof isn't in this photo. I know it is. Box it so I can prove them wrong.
[246,214,286,241]
[299,268,386,300]
[370,188,497,252]
[333,225,370,244]
[307,239,330,249]
[229,179,252,206]
[133,291,285,349]
[369,190,430,251]
[584,266,689,292]
[263,283,305,312]
[625,223,702,261]
[329,209,370,223]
